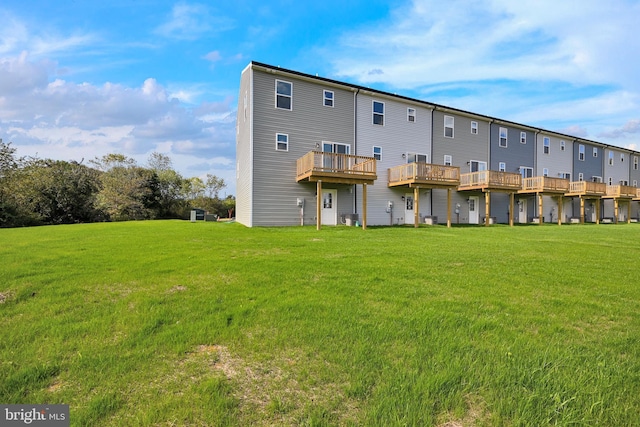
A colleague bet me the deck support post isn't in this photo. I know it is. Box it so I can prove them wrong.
[414,186,419,228]
[362,183,367,230]
[580,196,585,224]
[316,180,322,231]
[485,191,491,227]
[509,193,514,227]
[557,196,563,226]
[628,201,632,224]
[538,193,543,226]
[596,198,601,224]
[447,188,452,228]
[614,199,619,224]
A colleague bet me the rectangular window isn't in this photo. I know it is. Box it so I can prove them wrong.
[635,156,639,170]
[520,167,533,179]
[608,151,614,165]
[520,131,527,144]
[373,101,384,125]
[543,168,549,177]
[444,115,454,138]
[407,153,428,163]
[578,173,584,181]
[373,146,382,161]
[593,147,598,158]
[444,155,452,166]
[499,127,508,147]
[608,177,613,185]
[499,162,506,172]
[592,176,602,183]
[323,90,334,107]
[276,133,288,151]
[621,153,624,162]
[620,180,628,185]
[407,108,416,122]
[559,172,571,180]
[634,180,638,187]
[560,140,565,151]
[471,121,478,134]
[543,137,550,154]
[275,80,292,110]
[579,144,585,161]
[470,160,487,172]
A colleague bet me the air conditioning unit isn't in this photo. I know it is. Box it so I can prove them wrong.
[345,214,359,226]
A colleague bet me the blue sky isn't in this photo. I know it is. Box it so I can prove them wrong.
[2,0,640,196]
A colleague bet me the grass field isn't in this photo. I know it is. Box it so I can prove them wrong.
[1,221,640,426]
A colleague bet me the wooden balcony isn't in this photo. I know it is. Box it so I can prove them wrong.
[602,184,637,199]
[388,163,460,188]
[519,176,570,194]
[635,188,640,201]
[565,181,607,197]
[296,151,377,185]
[458,170,522,192]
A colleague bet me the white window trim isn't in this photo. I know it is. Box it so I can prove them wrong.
[543,137,550,154]
[579,145,585,161]
[608,151,614,165]
[543,168,549,177]
[578,173,583,181]
[520,131,527,144]
[407,108,416,123]
[634,179,638,187]
[275,79,292,110]
[407,152,429,163]
[499,162,506,172]
[323,90,334,108]
[444,155,452,166]
[471,121,478,135]
[560,140,565,151]
[593,147,598,158]
[373,146,382,161]
[608,177,613,185]
[634,156,639,170]
[373,100,384,126]
[275,133,289,151]
[444,115,454,138]
[592,176,602,183]
[499,127,508,148]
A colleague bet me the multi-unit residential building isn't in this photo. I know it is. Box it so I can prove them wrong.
[236,61,640,228]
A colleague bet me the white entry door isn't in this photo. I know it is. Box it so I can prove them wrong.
[321,189,337,225]
[518,199,527,223]
[404,194,415,225]
[469,196,479,224]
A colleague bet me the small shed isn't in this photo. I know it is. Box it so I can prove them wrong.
[190,208,206,222]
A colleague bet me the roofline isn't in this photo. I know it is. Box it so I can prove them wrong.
[249,61,639,155]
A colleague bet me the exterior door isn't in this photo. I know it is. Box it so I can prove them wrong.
[321,189,337,225]
[518,199,527,223]
[404,193,414,225]
[469,196,479,224]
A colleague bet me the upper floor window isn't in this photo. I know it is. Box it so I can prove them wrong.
[407,108,416,122]
[407,153,428,163]
[471,121,478,134]
[560,140,565,151]
[543,137,550,154]
[621,153,625,162]
[275,80,292,110]
[444,116,454,138]
[373,101,384,125]
[444,155,452,166]
[578,172,584,181]
[276,133,289,151]
[634,156,639,170]
[608,151,614,165]
[323,90,334,107]
[608,177,613,185]
[373,146,382,161]
[520,132,527,144]
[499,162,506,172]
[579,144,585,161]
[543,168,549,177]
[593,147,598,158]
[499,127,508,148]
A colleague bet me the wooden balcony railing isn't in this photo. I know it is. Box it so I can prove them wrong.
[636,188,640,200]
[296,151,377,184]
[520,176,570,193]
[459,170,522,190]
[567,181,607,196]
[388,163,460,187]
[604,184,637,198]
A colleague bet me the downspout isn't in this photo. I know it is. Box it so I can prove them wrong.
[353,88,359,215]
[430,107,434,216]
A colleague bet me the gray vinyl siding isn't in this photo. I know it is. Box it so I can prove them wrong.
[573,141,603,182]
[603,148,629,184]
[630,154,640,186]
[432,111,490,223]
[236,66,253,226]
[490,124,535,223]
[250,68,355,226]
[356,94,432,225]
[536,133,573,178]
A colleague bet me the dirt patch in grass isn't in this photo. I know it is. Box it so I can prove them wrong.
[168,285,188,293]
[189,344,359,426]
[437,394,490,427]
[0,290,13,304]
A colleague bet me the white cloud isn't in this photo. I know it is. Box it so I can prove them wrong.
[203,50,222,62]
[154,3,234,40]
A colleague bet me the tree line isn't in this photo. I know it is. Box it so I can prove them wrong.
[0,140,234,228]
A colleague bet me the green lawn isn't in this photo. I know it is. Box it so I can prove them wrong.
[1,221,639,426]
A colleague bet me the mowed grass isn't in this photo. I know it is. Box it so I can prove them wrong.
[1,221,640,426]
